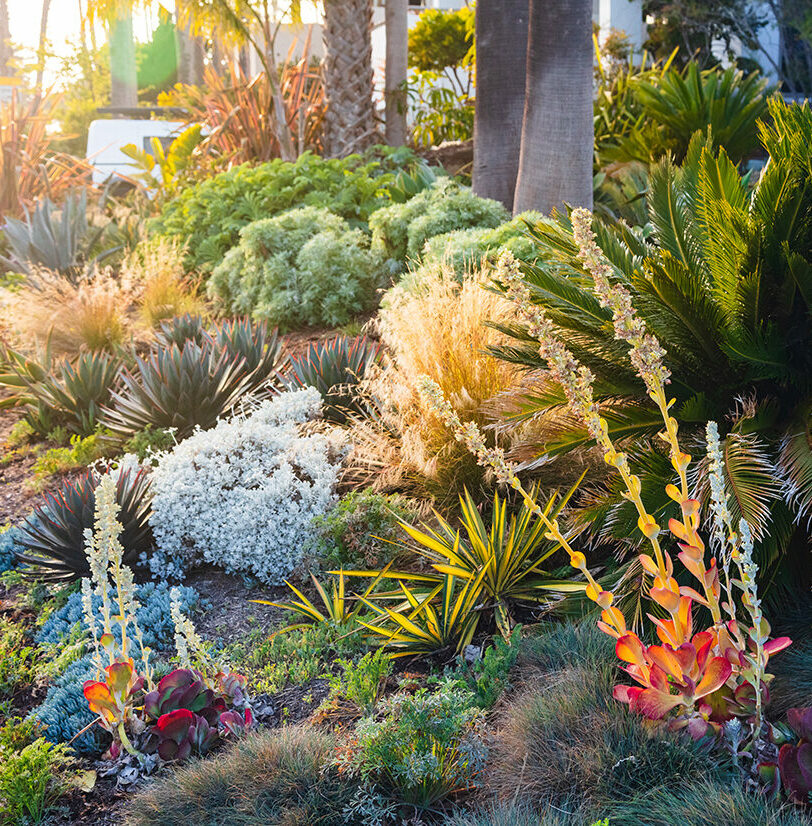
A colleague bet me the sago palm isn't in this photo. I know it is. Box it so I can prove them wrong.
[492,96,812,600]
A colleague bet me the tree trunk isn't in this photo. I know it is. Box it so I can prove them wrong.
[176,2,205,86]
[35,0,51,93]
[513,0,593,215]
[0,0,13,77]
[472,0,528,210]
[323,0,377,157]
[384,0,408,146]
[109,5,138,109]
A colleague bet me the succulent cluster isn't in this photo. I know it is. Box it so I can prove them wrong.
[101,316,285,441]
[779,708,812,803]
[283,334,382,424]
[141,669,253,762]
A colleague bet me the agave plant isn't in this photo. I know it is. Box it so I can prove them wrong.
[492,97,812,599]
[283,334,382,423]
[212,316,286,395]
[101,340,252,440]
[16,468,154,583]
[0,345,122,437]
[154,313,207,348]
[1,189,119,280]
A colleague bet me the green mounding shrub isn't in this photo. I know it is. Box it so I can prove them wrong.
[304,489,419,571]
[493,99,812,601]
[606,779,812,826]
[282,334,382,423]
[422,212,543,279]
[369,177,509,270]
[208,207,385,329]
[126,726,355,826]
[489,623,727,813]
[151,147,417,272]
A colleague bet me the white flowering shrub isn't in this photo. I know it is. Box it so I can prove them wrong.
[147,388,343,583]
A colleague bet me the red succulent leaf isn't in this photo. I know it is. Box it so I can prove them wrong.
[632,687,684,719]
[156,708,195,742]
[694,657,732,699]
[763,636,792,656]
[788,707,812,741]
[613,684,643,706]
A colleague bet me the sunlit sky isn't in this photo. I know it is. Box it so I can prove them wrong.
[7,0,323,86]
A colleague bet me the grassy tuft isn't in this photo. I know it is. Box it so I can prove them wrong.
[126,726,354,826]
[489,623,727,812]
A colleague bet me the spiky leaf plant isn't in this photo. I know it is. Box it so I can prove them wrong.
[0,345,121,436]
[16,468,154,582]
[101,341,251,440]
[492,97,812,599]
[154,313,207,348]
[283,334,381,423]
[213,317,286,395]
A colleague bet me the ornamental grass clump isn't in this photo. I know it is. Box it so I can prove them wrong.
[418,211,791,779]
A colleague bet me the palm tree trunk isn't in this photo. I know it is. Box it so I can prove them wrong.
[384,0,408,146]
[323,0,376,157]
[513,0,593,215]
[0,0,13,77]
[109,5,138,108]
[472,0,528,210]
[176,1,205,86]
[35,0,51,93]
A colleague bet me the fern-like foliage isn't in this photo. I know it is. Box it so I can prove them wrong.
[493,97,812,599]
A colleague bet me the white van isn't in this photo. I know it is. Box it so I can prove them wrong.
[86,119,186,187]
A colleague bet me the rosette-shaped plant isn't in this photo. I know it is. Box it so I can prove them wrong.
[101,340,251,440]
[16,468,153,583]
[143,669,222,724]
[283,334,381,423]
[779,707,812,804]
[150,708,219,762]
[83,658,144,758]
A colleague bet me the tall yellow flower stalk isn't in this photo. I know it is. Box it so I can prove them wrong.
[419,210,790,736]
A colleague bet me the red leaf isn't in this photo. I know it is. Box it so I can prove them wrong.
[694,657,732,699]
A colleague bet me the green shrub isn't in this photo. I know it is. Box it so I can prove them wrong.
[208,207,385,329]
[337,681,486,809]
[30,430,110,490]
[225,621,366,694]
[490,623,727,812]
[607,779,812,826]
[447,627,521,710]
[326,649,392,714]
[0,618,38,697]
[304,489,419,570]
[369,178,509,270]
[0,717,43,752]
[127,726,355,826]
[422,211,543,279]
[152,148,415,272]
[123,425,176,462]
[0,738,70,826]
